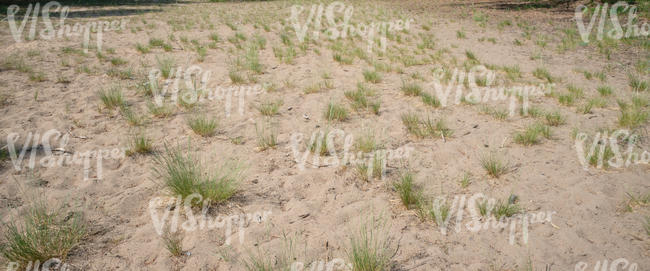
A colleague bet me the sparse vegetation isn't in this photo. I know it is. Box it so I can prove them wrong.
[480,153,509,178]
[0,203,86,265]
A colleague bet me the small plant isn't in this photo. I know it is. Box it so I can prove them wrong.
[429,200,450,227]
[345,83,379,114]
[147,102,174,118]
[493,199,521,219]
[98,87,125,110]
[394,173,422,209]
[243,249,273,271]
[588,145,615,168]
[156,56,175,78]
[126,133,153,156]
[420,92,440,107]
[347,217,393,271]
[401,81,423,96]
[152,144,242,204]
[460,172,471,188]
[110,57,127,66]
[229,70,246,84]
[324,102,348,121]
[356,131,379,153]
[162,231,183,257]
[533,67,554,83]
[514,123,551,146]
[480,153,508,178]
[628,73,648,92]
[256,121,278,150]
[363,69,382,83]
[545,111,566,126]
[401,112,424,138]
[597,86,612,96]
[558,94,575,106]
[188,116,218,137]
[0,203,86,265]
[567,85,584,99]
[136,43,150,53]
[618,106,649,128]
[259,100,282,116]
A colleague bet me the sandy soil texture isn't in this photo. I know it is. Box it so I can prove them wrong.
[0,0,648,270]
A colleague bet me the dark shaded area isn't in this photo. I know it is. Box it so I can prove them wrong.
[442,0,577,11]
[443,0,644,11]
[0,0,181,7]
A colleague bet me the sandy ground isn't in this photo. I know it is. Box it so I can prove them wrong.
[0,0,648,270]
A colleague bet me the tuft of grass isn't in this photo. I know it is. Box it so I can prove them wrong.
[120,106,145,126]
[0,203,86,265]
[628,73,648,92]
[618,106,649,128]
[347,217,393,271]
[28,71,46,82]
[545,111,566,126]
[394,173,422,209]
[152,144,242,205]
[420,92,441,107]
[401,113,451,139]
[229,70,246,84]
[188,116,218,137]
[401,112,424,138]
[514,123,551,146]
[110,57,127,66]
[256,122,278,150]
[136,43,150,54]
[243,250,273,271]
[597,86,612,96]
[363,70,382,84]
[324,102,348,121]
[480,105,509,120]
[493,199,521,219]
[567,85,584,99]
[502,65,521,80]
[480,153,509,178]
[156,56,175,78]
[147,102,174,118]
[533,67,554,83]
[465,50,479,63]
[356,131,379,153]
[401,81,423,96]
[162,231,183,257]
[98,87,125,110]
[588,145,615,168]
[460,172,471,188]
[345,83,380,114]
[126,134,153,156]
[259,100,282,116]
